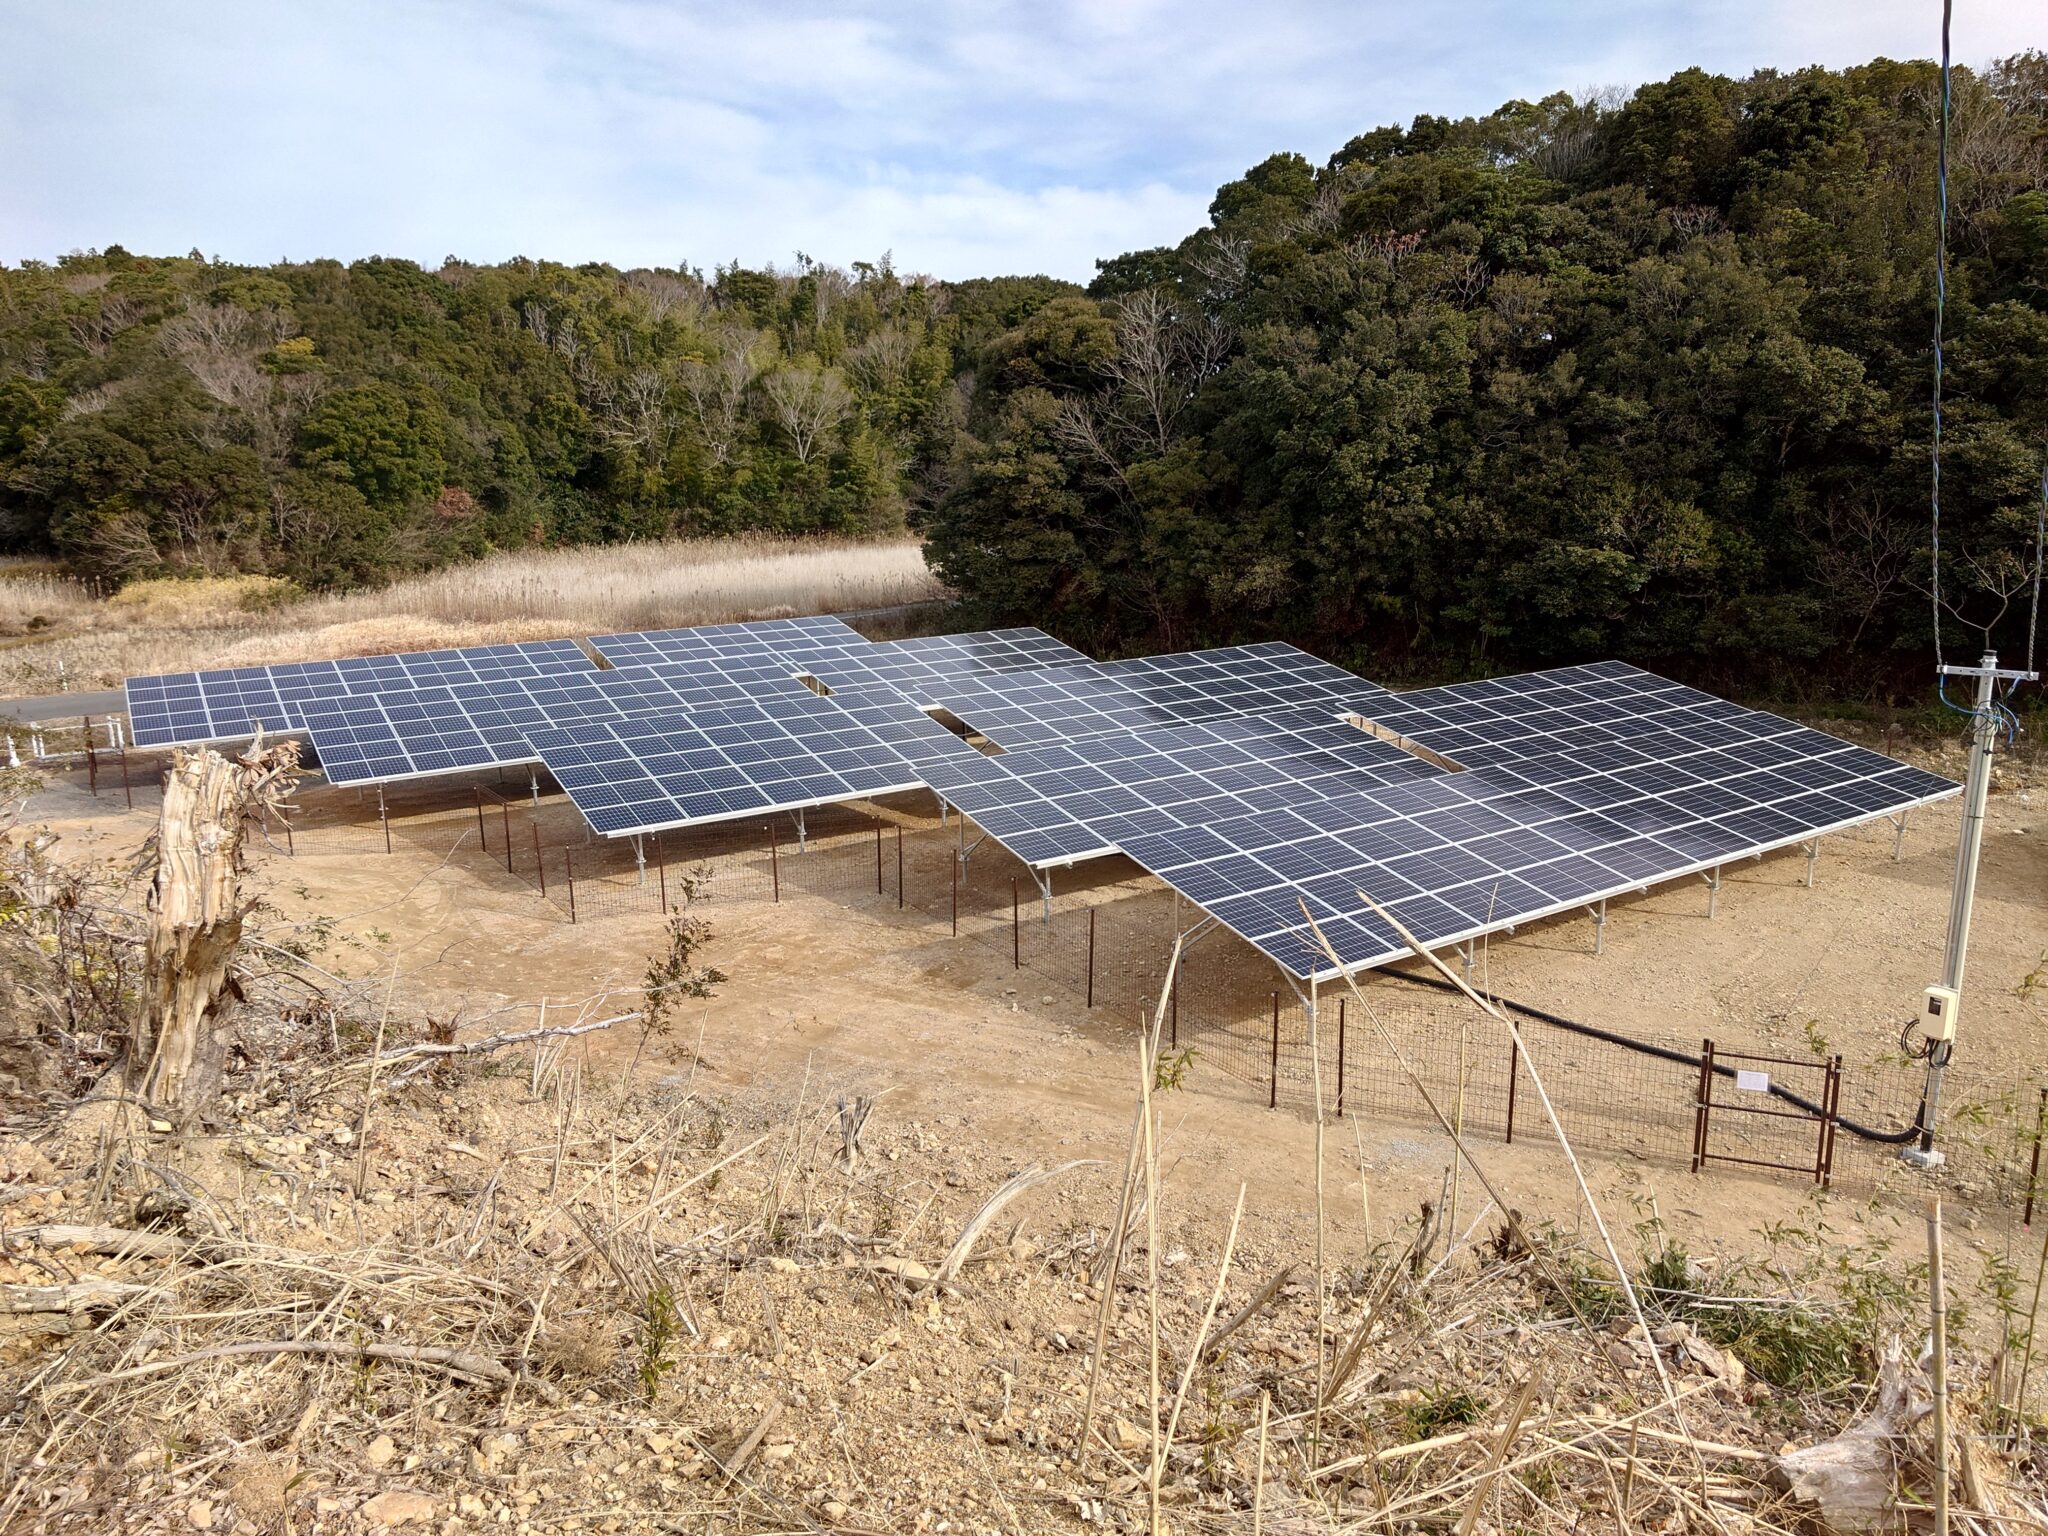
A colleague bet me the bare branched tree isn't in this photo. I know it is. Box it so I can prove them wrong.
[678,328,764,466]
[624,269,710,327]
[846,326,916,396]
[761,363,852,464]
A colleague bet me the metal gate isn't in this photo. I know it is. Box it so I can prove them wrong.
[1691,1040,1843,1187]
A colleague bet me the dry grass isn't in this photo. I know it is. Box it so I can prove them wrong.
[0,536,947,694]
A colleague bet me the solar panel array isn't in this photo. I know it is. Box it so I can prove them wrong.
[802,628,1090,700]
[925,642,1395,750]
[529,689,928,836]
[584,614,868,670]
[122,619,1960,984]
[1111,664,1956,979]
[297,667,815,787]
[124,639,596,747]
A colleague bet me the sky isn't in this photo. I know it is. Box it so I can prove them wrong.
[0,1,2038,282]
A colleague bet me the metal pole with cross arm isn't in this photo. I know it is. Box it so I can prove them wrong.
[1905,652,2037,1168]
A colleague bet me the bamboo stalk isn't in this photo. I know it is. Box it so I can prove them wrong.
[1455,1375,1541,1536]
[1253,1391,1270,1536]
[1927,1198,1949,1536]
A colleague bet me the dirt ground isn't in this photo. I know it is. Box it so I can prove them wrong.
[20,726,2046,1299]
[6,730,2048,1534]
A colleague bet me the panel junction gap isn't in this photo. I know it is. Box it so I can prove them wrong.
[1341,713,1466,773]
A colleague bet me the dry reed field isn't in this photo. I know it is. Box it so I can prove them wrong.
[0,537,947,694]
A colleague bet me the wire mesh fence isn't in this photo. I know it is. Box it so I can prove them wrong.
[40,756,2046,1212]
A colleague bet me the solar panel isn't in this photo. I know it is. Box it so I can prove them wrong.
[924,642,1396,749]
[528,695,926,837]
[794,628,1089,703]
[1112,687,1958,980]
[585,615,869,670]
[124,638,599,747]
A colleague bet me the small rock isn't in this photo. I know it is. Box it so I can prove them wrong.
[366,1433,397,1470]
[360,1490,436,1526]
[767,1256,799,1274]
[186,1499,215,1530]
[1114,1417,1147,1451]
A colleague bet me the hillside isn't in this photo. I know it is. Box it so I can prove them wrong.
[2,53,2044,688]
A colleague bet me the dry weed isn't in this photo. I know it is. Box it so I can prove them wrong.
[0,535,946,693]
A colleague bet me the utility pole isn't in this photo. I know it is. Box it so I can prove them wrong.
[1905,651,2038,1167]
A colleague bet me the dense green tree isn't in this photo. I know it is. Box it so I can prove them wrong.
[918,51,2048,687]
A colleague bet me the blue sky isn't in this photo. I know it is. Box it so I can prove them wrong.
[1,1,2037,281]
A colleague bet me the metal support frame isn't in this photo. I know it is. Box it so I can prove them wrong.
[1802,840,1819,888]
[1704,865,1722,918]
[1023,864,1052,924]
[530,766,540,808]
[633,834,646,887]
[792,807,808,853]
[1585,899,1607,955]
[1892,810,1910,862]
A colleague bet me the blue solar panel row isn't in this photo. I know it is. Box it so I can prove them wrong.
[124,638,597,747]
[121,615,1962,986]
[925,642,1396,750]
[529,694,926,836]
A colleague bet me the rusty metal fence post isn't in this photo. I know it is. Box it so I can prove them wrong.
[896,823,903,910]
[1086,908,1095,1008]
[875,817,884,895]
[1169,970,1178,1048]
[655,835,666,913]
[1011,879,1019,969]
[284,813,295,858]
[84,717,97,798]
[1505,1037,1519,1144]
[534,824,546,897]
[565,848,576,924]
[769,823,780,902]
[475,787,488,850]
[1691,1039,1714,1172]
[950,854,957,936]
[1269,992,1280,1110]
[501,800,513,873]
[380,788,392,855]
[1335,998,1346,1117]
[2026,1087,2047,1229]
[118,743,132,809]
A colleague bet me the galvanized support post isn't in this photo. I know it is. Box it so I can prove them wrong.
[796,807,808,853]
[1705,866,1721,918]
[1893,810,1910,862]
[633,834,646,888]
[1804,840,1819,888]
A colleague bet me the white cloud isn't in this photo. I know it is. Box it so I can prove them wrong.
[0,0,2038,281]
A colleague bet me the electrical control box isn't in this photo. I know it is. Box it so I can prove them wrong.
[1923,985,1961,1042]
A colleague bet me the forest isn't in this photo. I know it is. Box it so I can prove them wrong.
[2,53,2045,680]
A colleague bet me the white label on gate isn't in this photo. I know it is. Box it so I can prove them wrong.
[1735,1069,1770,1094]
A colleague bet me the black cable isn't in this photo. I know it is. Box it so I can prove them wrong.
[1385,971,1927,1145]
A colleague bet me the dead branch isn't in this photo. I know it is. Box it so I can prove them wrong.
[45,1337,561,1400]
